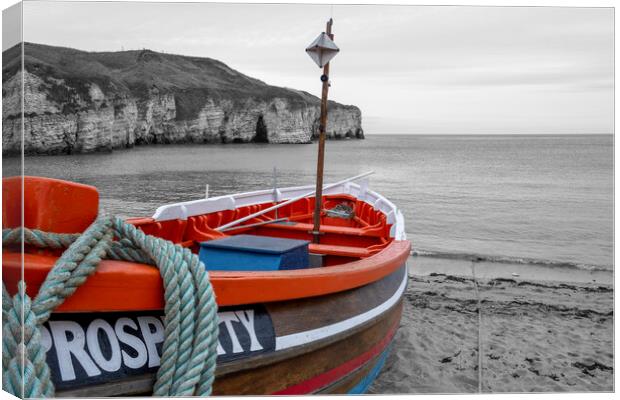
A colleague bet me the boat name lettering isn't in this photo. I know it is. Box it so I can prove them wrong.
[43,307,275,389]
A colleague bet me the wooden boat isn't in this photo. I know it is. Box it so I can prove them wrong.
[2,175,410,396]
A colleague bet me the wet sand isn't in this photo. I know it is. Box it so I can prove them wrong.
[369,271,614,393]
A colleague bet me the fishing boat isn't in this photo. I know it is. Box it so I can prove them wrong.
[2,174,410,396]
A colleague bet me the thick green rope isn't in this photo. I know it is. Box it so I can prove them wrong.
[1,217,219,398]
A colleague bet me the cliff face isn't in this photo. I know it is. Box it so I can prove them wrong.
[2,43,363,155]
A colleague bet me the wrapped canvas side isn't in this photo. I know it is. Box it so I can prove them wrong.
[2,1,24,398]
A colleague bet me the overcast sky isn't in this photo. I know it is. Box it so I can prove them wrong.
[10,2,615,134]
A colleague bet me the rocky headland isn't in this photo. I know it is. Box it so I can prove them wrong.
[2,43,363,155]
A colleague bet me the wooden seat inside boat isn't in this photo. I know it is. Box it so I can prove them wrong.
[308,243,371,258]
[259,221,385,237]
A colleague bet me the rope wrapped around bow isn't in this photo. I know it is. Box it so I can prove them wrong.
[2,217,219,397]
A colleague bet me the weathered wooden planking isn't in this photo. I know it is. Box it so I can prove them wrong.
[212,301,402,395]
[215,263,406,376]
[56,302,401,397]
[56,374,155,397]
[266,262,405,336]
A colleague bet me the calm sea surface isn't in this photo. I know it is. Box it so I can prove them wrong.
[5,134,613,272]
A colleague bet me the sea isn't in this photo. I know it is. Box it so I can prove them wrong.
[5,134,613,283]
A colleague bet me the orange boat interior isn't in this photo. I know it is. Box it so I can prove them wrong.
[2,177,410,310]
[128,193,394,266]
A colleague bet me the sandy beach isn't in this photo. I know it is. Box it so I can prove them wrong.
[369,268,614,393]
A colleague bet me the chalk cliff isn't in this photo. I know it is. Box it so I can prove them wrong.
[2,43,363,155]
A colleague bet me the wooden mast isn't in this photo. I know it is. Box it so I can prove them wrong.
[311,18,333,244]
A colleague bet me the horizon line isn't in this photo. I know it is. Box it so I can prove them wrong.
[363,132,614,136]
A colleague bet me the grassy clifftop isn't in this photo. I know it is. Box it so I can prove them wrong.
[2,42,363,155]
[3,42,356,120]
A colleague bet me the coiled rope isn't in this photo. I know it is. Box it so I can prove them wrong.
[1,216,219,398]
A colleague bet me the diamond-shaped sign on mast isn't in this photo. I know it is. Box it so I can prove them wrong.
[305,31,339,68]
[307,18,338,245]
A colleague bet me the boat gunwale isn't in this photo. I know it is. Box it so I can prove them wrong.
[4,239,410,309]
[150,180,407,240]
